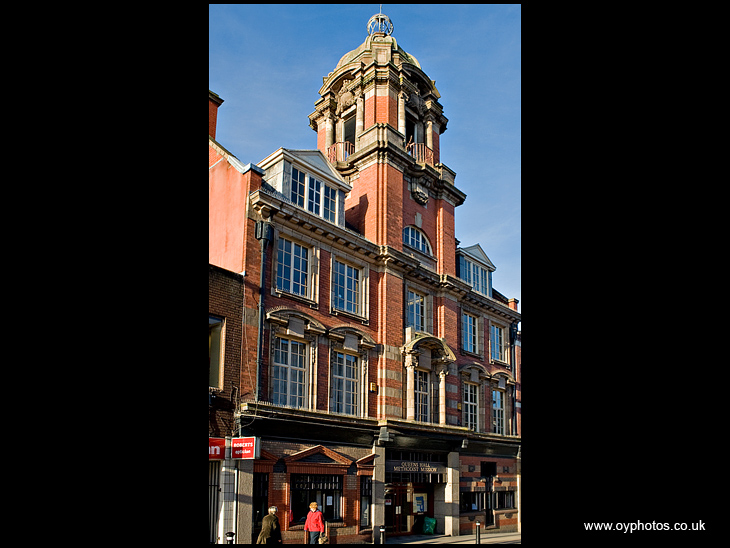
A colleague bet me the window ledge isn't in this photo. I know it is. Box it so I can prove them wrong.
[331,307,369,325]
[461,349,484,360]
[274,289,318,309]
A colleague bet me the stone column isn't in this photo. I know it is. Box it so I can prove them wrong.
[438,367,448,426]
[405,353,417,421]
[397,91,406,137]
[425,117,433,151]
[325,114,334,150]
[356,94,364,150]
[444,451,461,537]
[372,442,386,541]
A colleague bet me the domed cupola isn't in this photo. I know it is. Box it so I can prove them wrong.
[308,9,447,167]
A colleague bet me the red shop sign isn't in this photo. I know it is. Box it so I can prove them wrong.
[209,437,226,460]
[231,437,259,459]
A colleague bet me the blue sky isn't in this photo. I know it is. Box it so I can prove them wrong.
[209,4,521,316]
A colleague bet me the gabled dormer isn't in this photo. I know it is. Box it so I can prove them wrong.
[257,148,352,228]
[456,244,496,298]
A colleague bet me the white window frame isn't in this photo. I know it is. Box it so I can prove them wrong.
[276,236,309,298]
[332,260,360,315]
[323,184,337,223]
[330,350,359,416]
[291,166,306,208]
[490,324,506,363]
[463,382,478,431]
[272,335,308,409]
[330,252,369,321]
[272,231,319,305]
[406,289,425,332]
[415,370,430,422]
[292,165,338,224]
[492,389,505,435]
[402,226,433,256]
[462,312,478,354]
[460,256,493,298]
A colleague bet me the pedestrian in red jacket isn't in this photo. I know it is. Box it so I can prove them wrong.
[304,502,325,544]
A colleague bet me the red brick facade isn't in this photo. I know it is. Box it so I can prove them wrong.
[208,264,244,438]
[209,15,520,543]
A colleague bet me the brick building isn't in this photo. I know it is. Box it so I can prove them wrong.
[209,11,520,544]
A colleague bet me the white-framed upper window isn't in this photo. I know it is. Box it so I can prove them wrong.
[330,351,359,416]
[490,324,506,362]
[332,260,361,316]
[323,185,337,223]
[463,383,478,431]
[272,335,307,408]
[462,312,478,354]
[460,256,492,297]
[291,166,307,208]
[276,236,310,298]
[403,226,433,256]
[492,389,505,434]
[406,290,425,332]
[307,174,322,215]
[415,370,429,422]
[291,165,338,224]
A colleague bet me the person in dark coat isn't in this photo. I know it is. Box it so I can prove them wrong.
[256,506,283,544]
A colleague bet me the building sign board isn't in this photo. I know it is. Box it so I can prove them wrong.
[385,460,446,474]
[231,436,260,459]
[209,437,226,460]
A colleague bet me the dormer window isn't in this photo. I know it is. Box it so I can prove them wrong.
[291,165,339,224]
[457,246,495,298]
[403,226,432,256]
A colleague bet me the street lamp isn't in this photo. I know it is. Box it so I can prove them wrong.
[225,531,235,544]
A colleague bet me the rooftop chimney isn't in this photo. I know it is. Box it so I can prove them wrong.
[209,90,224,139]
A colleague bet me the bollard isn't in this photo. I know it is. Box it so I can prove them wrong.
[476,520,481,544]
[380,525,386,545]
[225,531,235,544]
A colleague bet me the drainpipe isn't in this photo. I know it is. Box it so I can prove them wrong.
[255,219,273,402]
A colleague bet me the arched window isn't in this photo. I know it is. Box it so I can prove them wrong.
[403,226,433,256]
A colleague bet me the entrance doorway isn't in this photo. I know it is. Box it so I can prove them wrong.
[384,482,435,535]
[384,483,410,534]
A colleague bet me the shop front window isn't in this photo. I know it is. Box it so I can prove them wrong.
[290,474,343,523]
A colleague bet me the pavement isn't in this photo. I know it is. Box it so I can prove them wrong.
[375,531,521,544]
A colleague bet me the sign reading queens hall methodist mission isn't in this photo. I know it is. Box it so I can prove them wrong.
[385,460,446,474]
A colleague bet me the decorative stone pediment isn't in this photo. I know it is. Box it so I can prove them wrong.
[284,444,353,466]
[459,363,490,385]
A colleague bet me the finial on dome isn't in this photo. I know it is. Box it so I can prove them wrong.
[367,6,393,36]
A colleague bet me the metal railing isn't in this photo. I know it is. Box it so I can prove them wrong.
[408,143,434,165]
[327,141,354,163]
